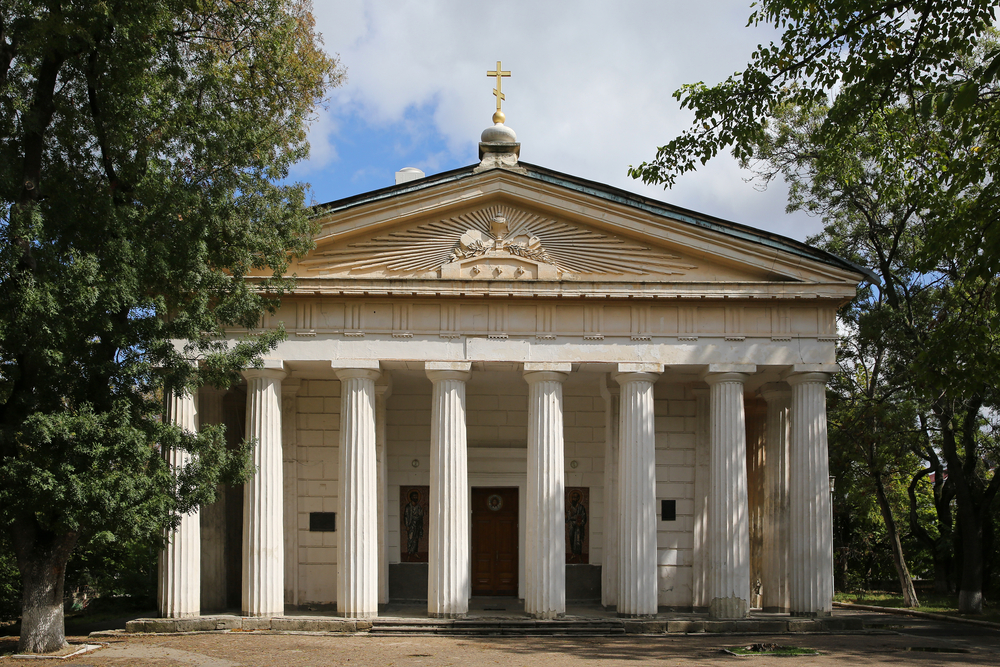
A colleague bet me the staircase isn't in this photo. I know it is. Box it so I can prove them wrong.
[370,617,627,636]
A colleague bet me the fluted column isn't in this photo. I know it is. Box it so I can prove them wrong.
[614,370,659,617]
[426,363,472,618]
[760,383,791,613]
[705,371,750,619]
[335,367,380,618]
[787,372,833,616]
[159,388,201,618]
[524,363,570,619]
[599,377,620,609]
[281,379,301,608]
[691,387,710,610]
[199,386,228,612]
[375,378,392,606]
[242,368,286,617]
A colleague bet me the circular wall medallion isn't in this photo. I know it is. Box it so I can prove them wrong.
[411,459,420,468]
[486,494,503,511]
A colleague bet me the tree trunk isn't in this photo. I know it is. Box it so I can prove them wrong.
[956,497,984,614]
[936,402,987,614]
[8,520,79,654]
[933,546,953,594]
[873,474,919,607]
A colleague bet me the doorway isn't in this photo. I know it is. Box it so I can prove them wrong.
[471,487,519,596]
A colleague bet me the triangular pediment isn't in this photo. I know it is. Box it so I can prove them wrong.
[286,167,866,298]
[299,203,705,281]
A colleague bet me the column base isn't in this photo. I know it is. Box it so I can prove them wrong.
[428,612,467,619]
[338,611,378,619]
[160,611,200,619]
[616,612,656,619]
[790,610,832,618]
[762,606,789,614]
[708,597,748,620]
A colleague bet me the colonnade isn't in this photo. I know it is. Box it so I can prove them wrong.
[157,362,835,620]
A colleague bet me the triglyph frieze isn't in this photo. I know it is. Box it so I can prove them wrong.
[301,205,698,279]
[258,299,838,342]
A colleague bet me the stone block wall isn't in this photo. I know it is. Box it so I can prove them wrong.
[294,379,341,604]
[653,384,699,607]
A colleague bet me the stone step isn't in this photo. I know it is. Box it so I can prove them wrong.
[369,620,627,636]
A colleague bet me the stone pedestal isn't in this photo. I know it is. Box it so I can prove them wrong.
[760,383,791,613]
[159,389,201,618]
[523,364,569,619]
[243,369,286,617]
[787,373,834,617]
[614,371,659,617]
[335,368,381,618]
[426,363,472,618]
[705,372,750,620]
[198,386,228,612]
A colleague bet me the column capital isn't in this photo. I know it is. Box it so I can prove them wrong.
[523,369,568,384]
[701,371,749,385]
[617,362,663,374]
[425,361,472,372]
[426,361,471,383]
[523,362,572,373]
[759,382,792,401]
[335,368,381,382]
[242,367,287,381]
[427,369,472,383]
[613,371,659,386]
[784,363,840,375]
[703,362,756,374]
[784,371,832,386]
[331,359,380,371]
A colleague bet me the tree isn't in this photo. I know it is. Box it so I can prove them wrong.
[752,96,1000,614]
[0,1,342,653]
[629,1,999,277]
[632,0,1000,615]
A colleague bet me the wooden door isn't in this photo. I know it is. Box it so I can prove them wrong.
[471,487,519,596]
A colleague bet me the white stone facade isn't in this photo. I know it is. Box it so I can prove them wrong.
[160,154,862,620]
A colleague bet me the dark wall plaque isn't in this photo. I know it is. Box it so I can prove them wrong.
[309,512,337,532]
[400,485,429,562]
[565,487,590,564]
[661,499,676,522]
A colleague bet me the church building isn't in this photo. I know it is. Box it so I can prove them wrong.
[158,79,867,622]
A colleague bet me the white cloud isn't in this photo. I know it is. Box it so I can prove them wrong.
[305,0,823,241]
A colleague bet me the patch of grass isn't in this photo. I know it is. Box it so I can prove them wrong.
[725,643,818,656]
[835,591,1000,624]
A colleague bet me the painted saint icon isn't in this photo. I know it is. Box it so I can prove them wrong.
[399,486,429,562]
[487,494,503,511]
[565,487,589,564]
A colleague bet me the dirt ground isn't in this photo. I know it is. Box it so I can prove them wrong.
[2,624,999,667]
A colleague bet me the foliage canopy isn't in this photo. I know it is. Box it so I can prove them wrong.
[0,0,342,652]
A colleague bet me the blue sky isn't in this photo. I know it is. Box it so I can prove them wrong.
[291,1,820,242]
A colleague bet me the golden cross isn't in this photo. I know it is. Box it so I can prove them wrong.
[486,61,511,114]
